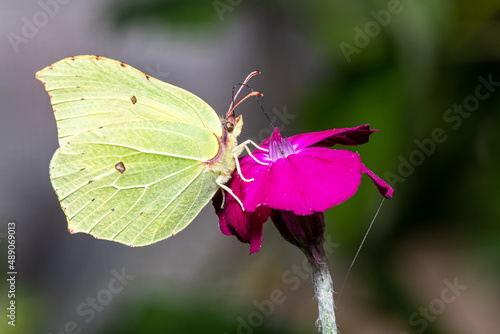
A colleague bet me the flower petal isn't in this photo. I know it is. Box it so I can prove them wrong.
[361,164,394,198]
[244,148,362,215]
[289,124,377,149]
[212,161,271,254]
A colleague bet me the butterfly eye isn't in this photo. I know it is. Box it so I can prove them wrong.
[225,121,234,133]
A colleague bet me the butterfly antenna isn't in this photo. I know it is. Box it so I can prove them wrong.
[336,198,386,303]
[227,71,278,133]
[227,71,261,118]
[229,77,277,132]
[228,91,263,116]
[262,102,277,129]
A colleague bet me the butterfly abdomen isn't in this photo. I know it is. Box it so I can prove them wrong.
[205,116,243,180]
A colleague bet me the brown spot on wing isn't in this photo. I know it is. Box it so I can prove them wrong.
[115,161,126,174]
[120,62,126,67]
[130,96,137,104]
[144,73,150,80]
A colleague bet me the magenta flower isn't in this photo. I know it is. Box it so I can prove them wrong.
[213,124,393,254]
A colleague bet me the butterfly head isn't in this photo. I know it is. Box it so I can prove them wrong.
[224,114,243,138]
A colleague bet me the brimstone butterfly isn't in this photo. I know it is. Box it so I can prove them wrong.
[36,55,261,246]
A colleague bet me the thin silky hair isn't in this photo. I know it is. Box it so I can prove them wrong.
[336,197,386,302]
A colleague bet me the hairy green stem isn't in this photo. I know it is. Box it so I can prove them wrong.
[306,247,338,334]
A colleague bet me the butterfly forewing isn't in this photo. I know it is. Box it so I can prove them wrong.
[36,55,222,146]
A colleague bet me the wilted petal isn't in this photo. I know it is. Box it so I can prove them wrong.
[361,164,394,198]
[244,148,362,215]
[289,124,377,149]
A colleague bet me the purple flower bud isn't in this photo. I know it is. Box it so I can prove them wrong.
[271,210,327,264]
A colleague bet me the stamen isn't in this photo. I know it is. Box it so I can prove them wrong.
[269,135,295,160]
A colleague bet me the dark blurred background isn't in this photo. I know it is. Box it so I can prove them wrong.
[1,0,499,333]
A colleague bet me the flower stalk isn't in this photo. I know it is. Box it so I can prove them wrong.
[307,245,337,334]
[271,211,337,333]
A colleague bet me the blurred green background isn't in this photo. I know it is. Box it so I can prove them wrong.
[1,0,499,333]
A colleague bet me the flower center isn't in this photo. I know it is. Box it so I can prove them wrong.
[269,135,295,161]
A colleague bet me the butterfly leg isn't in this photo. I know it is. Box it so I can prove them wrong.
[233,157,254,182]
[243,139,269,152]
[232,140,269,183]
[216,177,245,212]
[220,188,226,208]
[238,140,270,164]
